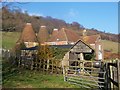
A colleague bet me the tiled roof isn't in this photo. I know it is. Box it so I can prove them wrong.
[17,23,37,43]
[51,29,59,36]
[70,39,95,52]
[80,34,101,44]
[48,28,79,42]
[37,26,49,43]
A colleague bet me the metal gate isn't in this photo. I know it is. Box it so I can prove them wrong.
[63,60,107,89]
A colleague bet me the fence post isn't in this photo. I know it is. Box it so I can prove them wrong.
[31,59,33,70]
[18,55,21,67]
[63,66,67,82]
[105,62,111,90]
[52,59,53,74]
[105,63,108,89]
[117,60,120,90]
[108,63,111,90]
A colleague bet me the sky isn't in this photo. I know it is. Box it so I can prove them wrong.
[9,2,118,34]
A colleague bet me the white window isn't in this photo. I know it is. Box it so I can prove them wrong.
[98,45,101,50]
[98,51,102,60]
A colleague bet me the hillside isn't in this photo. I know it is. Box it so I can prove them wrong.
[1,6,119,43]
[101,40,119,53]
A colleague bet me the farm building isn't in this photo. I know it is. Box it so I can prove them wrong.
[37,26,49,45]
[16,23,38,48]
[20,46,38,69]
[62,39,94,68]
[46,28,104,61]
[45,28,80,45]
[15,23,39,68]
[80,31,104,61]
[16,23,104,61]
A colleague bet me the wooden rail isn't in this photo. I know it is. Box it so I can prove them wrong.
[63,60,106,89]
[64,59,120,89]
[107,60,120,90]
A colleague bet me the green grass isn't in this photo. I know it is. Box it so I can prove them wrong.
[101,40,119,53]
[3,70,80,88]
[2,32,20,49]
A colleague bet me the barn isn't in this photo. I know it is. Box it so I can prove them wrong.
[80,34,104,61]
[62,39,95,74]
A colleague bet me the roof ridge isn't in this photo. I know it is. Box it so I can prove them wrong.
[68,39,94,52]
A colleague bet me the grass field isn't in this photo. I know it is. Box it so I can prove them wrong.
[2,32,20,49]
[2,32,119,53]
[101,40,119,53]
[3,70,80,88]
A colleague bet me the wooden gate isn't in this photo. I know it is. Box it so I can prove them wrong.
[63,60,120,89]
[63,60,106,89]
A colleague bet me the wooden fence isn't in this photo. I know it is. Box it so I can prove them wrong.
[106,60,120,90]
[18,55,63,74]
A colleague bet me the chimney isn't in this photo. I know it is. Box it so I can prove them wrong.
[41,26,46,28]
[26,23,31,25]
[83,29,87,36]
[53,28,58,31]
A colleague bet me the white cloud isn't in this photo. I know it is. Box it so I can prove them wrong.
[29,12,44,17]
[21,9,27,13]
[65,9,79,23]
[68,9,79,17]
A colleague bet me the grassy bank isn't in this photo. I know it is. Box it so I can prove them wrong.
[3,70,80,88]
